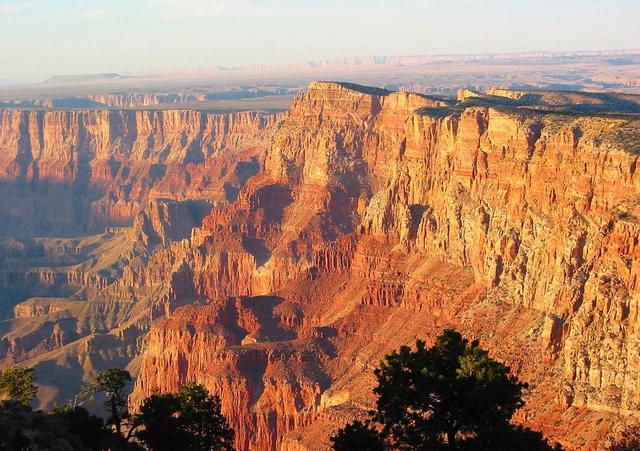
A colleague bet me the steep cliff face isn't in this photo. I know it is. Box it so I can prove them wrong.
[126,83,640,450]
[0,105,283,369]
[0,89,296,109]
[87,93,204,108]
[2,82,640,449]
[0,109,281,235]
[131,298,326,450]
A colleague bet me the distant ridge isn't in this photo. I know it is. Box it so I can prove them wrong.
[43,72,130,84]
[41,49,640,84]
[245,49,640,71]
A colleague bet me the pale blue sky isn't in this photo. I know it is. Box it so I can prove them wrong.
[1,0,639,80]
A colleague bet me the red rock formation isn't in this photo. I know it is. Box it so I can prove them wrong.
[0,109,282,235]
[3,82,640,449]
[125,83,640,449]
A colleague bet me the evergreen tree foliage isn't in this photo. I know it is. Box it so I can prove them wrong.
[332,330,561,450]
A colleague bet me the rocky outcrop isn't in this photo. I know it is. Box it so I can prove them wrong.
[132,199,213,246]
[13,297,82,318]
[87,93,204,108]
[131,298,325,450]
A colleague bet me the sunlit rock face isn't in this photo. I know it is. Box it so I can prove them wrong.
[0,108,281,235]
[2,83,640,449]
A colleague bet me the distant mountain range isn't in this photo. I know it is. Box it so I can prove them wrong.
[41,49,640,84]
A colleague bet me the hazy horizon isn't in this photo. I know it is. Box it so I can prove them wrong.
[2,0,639,81]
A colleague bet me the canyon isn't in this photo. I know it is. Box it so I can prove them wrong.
[1,81,640,449]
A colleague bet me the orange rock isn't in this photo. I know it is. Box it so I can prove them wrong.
[2,82,640,450]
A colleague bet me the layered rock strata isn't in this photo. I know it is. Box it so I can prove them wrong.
[0,109,281,235]
[128,83,640,449]
[2,82,640,449]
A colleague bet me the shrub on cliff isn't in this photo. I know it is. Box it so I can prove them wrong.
[0,365,99,450]
[0,365,38,407]
[331,329,561,450]
[330,419,384,451]
[133,382,235,451]
[0,400,112,451]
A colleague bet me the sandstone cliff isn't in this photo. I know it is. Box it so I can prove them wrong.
[2,82,640,450]
[0,109,282,235]
[87,93,204,108]
[125,83,640,449]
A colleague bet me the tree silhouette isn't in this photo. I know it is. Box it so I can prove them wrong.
[0,401,118,451]
[53,405,115,450]
[332,329,560,450]
[134,391,183,451]
[133,382,234,451]
[178,382,235,450]
[330,419,384,451]
[0,365,137,450]
[82,368,132,437]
